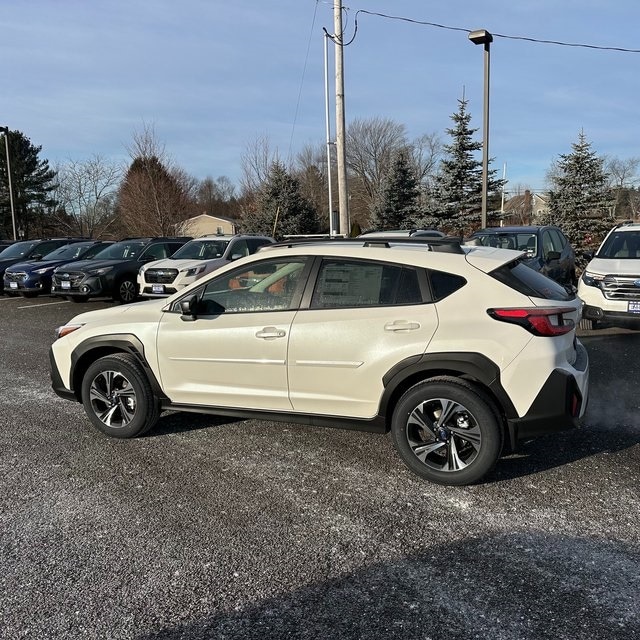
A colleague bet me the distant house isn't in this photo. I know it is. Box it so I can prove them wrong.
[500,190,550,225]
[176,214,239,237]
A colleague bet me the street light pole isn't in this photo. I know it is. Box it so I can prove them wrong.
[468,29,493,229]
[0,127,17,241]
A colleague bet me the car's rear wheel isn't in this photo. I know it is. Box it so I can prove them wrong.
[115,277,137,304]
[81,354,160,438]
[391,377,503,486]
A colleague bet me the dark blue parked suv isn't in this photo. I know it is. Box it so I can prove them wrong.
[3,240,113,297]
[0,238,88,294]
[468,225,577,287]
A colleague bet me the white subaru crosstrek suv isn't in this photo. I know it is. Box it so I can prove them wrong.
[578,222,640,329]
[137,234,274,298]
[50,237,589,486]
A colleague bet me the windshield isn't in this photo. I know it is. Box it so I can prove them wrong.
[172,239,229,260]
[472,233,538,256]
[42,243,92,260]
[597,231,640,259]
[92,241,146,260]
[0,240,39,258]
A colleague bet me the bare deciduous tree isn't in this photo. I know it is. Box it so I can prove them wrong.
[346,117,408,206]
[240,135,279,196]
[52,154,122,238]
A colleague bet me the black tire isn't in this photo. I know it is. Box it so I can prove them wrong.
[81,353,160,438]
[69,295,90,303]
[115,277,137,304]
[391,377,503,486]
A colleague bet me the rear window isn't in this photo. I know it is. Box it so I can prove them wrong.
[490,260,574,301]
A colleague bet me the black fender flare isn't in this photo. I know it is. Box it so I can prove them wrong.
[379,351,518,422]
[69,333,167,402]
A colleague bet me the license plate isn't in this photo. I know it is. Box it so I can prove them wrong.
[9,282,18,289]
[629,301,640,313]
[152,284,165,294]
[61,281,71,289]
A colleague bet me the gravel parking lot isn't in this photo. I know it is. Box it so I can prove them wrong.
[0,295,638,640]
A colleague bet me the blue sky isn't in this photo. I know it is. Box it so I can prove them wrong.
[1,0,639,196]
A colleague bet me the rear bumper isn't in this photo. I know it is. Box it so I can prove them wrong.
[506,342,589,446]
[583,303,640,325]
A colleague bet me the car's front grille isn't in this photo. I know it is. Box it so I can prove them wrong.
[52,271,85,286]
[145,269,179,284]
[5,272,26,282]
[602,275,640,300]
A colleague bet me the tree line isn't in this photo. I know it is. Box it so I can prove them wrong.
[0,99,637,253]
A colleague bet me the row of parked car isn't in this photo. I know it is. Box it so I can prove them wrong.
[2,222,640,330]
[0,234,275,303]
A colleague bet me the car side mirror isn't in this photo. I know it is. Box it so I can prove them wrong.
[32,254,43,261]
[583,250,594,260]
[546,250,560,261]
[230,253,243,261]
[180,295,198,322]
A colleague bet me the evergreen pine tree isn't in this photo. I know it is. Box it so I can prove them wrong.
[369,148,420,230]
[545,131,612,255]
[241,161,319,239]
[0,130,56,238]
[430,98,502,235]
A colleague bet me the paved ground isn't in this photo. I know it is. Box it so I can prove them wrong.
[0,295,638,640]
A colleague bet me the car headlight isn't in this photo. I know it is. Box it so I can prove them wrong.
[55,323,85,340]
[180,265,206,277]
[34,267,53,275]
[581,271,604,288]
[87,266,114,276]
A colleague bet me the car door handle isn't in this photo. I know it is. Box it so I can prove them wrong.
[256,327,287,339]
[384,321,421,332]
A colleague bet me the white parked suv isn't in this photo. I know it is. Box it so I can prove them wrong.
[578,221,640,329]
[50,237,589,486]
[138,234,274,298]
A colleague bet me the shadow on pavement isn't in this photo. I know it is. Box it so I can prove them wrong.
[135,532,639,640]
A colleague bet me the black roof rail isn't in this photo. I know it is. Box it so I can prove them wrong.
[267,236,464,254]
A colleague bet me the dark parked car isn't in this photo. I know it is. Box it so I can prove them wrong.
[0,238,88,294]
[51,237,191,303]
[467,225,577,287]
[3,240,113,297]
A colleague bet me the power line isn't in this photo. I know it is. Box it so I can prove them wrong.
[350,9,640,54]
[288,0,321,166]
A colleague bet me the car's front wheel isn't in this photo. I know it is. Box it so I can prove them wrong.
[391,377,503,486]
[115,277,137,304]
[81,354,160,438]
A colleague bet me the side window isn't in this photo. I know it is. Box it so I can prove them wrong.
[247,238,273,254]
[310,260,422,309]
[549,229,566,251]
[83,244,108,259]
[430,270,466,301]
[142,244,169,260]
[229,240,249,259]
[36,241,65,255]
[167,243,184,256]
[542,231,556,258]
[189,257,308,314]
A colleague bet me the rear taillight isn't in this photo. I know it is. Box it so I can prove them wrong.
[487,307,575,337]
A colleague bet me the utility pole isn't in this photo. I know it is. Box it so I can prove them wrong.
[1,127,17,241]
[334,0,350,236]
